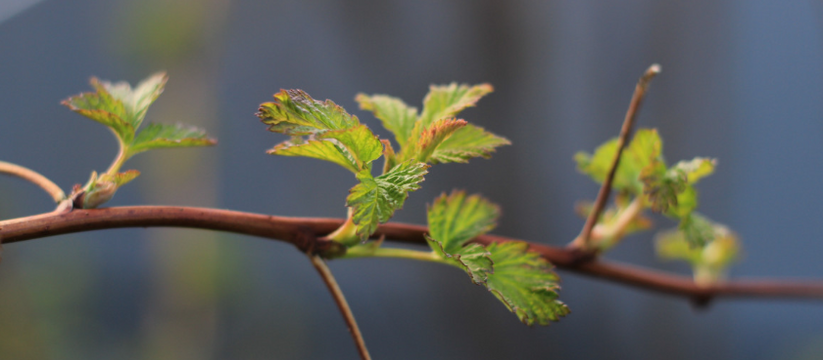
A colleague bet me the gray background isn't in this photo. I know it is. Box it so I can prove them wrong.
[1,0,823,359]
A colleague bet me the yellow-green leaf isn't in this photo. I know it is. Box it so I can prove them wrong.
[268,125,381,174]
[106,170,141,187]
[319,125,382,170]
[418,83,493,129]
[355,93,418,147]
[95,72,167,129]
[270,138,361,173]
[413,118,467,163]
[258,89,360,136]
[671,157,717,184]
[347,160,429,240]
[575,128,662,194]
[485,242,570,325]
[425,237,493,285]
[62,80,136,145]
[656,218,740,285]
[129,123,216,156]
[428,124,510,164]
[427,190,500,254]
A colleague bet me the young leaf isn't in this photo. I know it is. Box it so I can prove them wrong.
[269,125,382,174]
[425,191,499,285]
[425,237,493,285]
[347,160,429,240]
[640,159,687,213]
[671,157,716,184]
[426,190,500,254]
[64,73,217,209]
[656,219,739,285]
[62,81,136,146]
[271,138,363,173]
[575,128,662,194]
[94,72,168,129]
[105,170,141,187]
[423,192,567,325]
[484,242,570,325]
[380,139,398,173]
[413,118,467,163]
[258,89,360,136]
[128,123,217,156]
[320,125,383,168]
[418,83,493,129]
[426,124,510,164]
[678,212,715,247]
[355,93,418,147]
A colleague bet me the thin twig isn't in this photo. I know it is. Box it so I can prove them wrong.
[309,254,372,360]
[0,161,65,202]
[3,206,823,303]
[573,64,661,249]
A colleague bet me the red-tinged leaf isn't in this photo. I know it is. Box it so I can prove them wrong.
[412,118,467,163]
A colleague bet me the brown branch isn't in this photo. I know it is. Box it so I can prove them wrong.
[309,255,371,360]
[0,161,65,203]
[573,64,661,249]
[2,205,823,304]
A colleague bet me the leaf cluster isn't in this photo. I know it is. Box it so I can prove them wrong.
[63,73,216,208]
[575,128,737,280]
[257,85,509,244]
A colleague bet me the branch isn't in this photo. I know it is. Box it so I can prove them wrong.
[573,64,661,249]
[0,161,65,202]
[309,255,371,360]
[3,206,823,304]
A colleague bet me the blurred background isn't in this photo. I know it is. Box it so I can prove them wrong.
[1,0,823,359]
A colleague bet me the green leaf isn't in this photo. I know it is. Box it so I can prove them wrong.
[355,93,418,147]
[575,128,662,194]
[347,160,429,240]
[104,170,141,187]
[656,218,740,285]
[413,118,467,162]
[484,242,569,325]
[62,80,136,145]
[418,83,493,129]
[425,237,493,285]
[320,125,383,169]
[423,191,567,325]
[63,73,217,209]
[671,157,716,184]
[640,159,687,213]
[427,190,500,254]
[678,212,715,247]
[669,185,698,218]
[95,72,167,129]
[269,125,382,174]
[270,138,361,173]
[258,89,360,136]
[428,124,510,164]
[129,123,217,156]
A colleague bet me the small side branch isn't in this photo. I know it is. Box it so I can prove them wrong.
[573,64,661,249]
[0,161,65,202]
[309,254,371,360]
